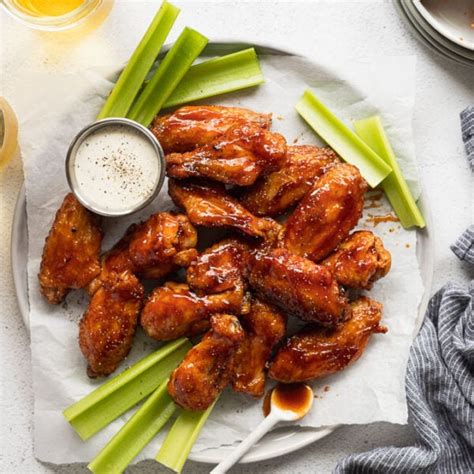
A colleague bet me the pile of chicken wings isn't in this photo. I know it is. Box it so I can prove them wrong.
[39,105,391,411]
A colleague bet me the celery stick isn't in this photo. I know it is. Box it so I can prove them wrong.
[295,90,392,188]
[97,1,180,119]
[88,382,176,474]
[354,116,425,228]
[63,338,191,440]
[129,27,208,126]
[163,48,264,109]
[155,400,217,473]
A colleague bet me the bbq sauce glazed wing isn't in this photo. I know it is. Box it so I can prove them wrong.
[88,212,197,295]
[322,231,391,289]
[248,248,349,326]
[186,238,249,295]
[168,314,244,411]
[140,282,249,341]
[268,297,387,383]
[283,163,367,262]
[168,179,282,241]
[239,145,340,216]
[39,193,103,304]
[127,212,198,278]
[232,298,287,397]
[79,270,144,378]
[166,123,287,186]
[151,105,271,153]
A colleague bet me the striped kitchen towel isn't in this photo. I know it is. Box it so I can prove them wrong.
[335,280,473,473]
[451,225,474,265]
[460,105,474,171]
[335,109,474,473]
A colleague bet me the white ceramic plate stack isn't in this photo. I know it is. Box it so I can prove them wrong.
[395,0,474,67]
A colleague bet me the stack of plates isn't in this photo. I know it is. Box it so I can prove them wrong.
[395,0,474,67]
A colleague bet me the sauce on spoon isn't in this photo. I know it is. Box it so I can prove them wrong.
[263,383,314,419]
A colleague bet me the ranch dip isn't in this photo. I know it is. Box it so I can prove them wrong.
[67,120,164,216]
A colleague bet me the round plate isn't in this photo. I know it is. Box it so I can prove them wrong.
[413,0,474,52]
[407,1,474,60]
[11,42,434,465]
[395,0,474,67]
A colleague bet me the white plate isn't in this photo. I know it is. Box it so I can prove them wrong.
[406,1,474,60]
[10,42,434,464]
[396,0,474,66]
[414,0,474,51]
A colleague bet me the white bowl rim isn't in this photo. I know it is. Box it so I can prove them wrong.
[413,0,474,51]
[396,1,474,66]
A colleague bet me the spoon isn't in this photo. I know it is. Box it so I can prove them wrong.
[210,383,313,474]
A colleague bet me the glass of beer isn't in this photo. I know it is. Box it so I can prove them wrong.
[2,0,104,31]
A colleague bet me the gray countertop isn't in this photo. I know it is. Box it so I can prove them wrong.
[1,1,473,473]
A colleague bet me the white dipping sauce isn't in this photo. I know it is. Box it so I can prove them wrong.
[70,123,161,215]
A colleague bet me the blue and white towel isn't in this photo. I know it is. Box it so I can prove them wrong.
[460,105,474,172]
[451,225,474,265]
[335,108,474,473]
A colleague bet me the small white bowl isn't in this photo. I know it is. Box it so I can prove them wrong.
[414,0,474,51]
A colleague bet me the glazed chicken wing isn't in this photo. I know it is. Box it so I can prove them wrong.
[247,248,349,326]
[79,270,144,377]
[322,231,391,289]
[283,163,367,262]
[151,105,271,153]
[88,212,197,295]
[141,282,249,341]
[39,193,103,304]
[168,314,244,411]
[269,297,386,383]
[239,145,340,216]
[169,179,282,241]
[166,123,287,186]
[232,298,286,397]
[186,238,249,295]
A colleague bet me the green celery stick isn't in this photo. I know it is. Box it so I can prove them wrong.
[97,1,180,119]
[63,338,192,440]
[155,400,217,473]
[129,27,208,126]
[295,89,392,188]
[88,382,176,474]
[354,116,425,228]
[163,48,264,109]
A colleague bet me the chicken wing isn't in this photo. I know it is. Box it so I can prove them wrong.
[268,297,386,383]
[151,105,271,153]
[283,163,367,262]
[322,231,391,289]
[232,298,287,397]
[166,123,287,186]
[141,282,249,341]
[168,179,282,241]
[79,270,144,377]
[186,238,249,295]
[247,248,349,326]
[168,314,244,411]
[39,193,103,304]
[88,212,197,295]
[239,145,340,216]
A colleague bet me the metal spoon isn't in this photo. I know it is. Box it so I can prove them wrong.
[210,383,314,474]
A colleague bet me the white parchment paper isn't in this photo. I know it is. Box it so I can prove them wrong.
[19,50,424,463]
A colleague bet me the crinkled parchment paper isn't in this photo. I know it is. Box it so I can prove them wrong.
[18,50,423,463]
